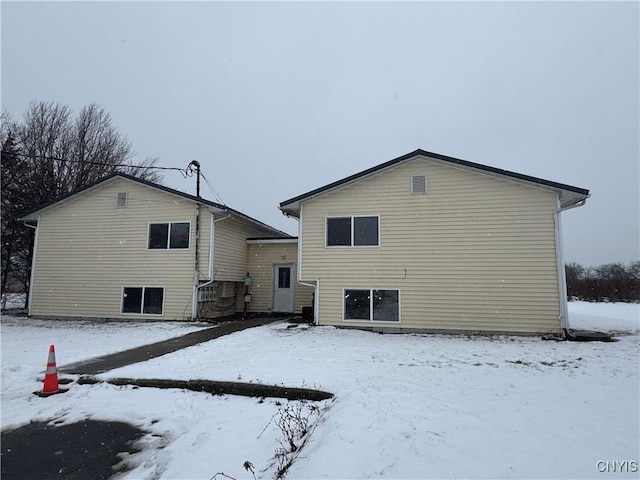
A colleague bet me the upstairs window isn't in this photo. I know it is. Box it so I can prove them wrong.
[327,216,379,247]
[148,222,190,249]
[327,217,351,246]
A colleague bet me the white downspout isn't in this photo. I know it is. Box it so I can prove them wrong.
[208,212,215,280]
[24,217,39,315]
[554,197,588,334]
[292,204,319,325]
[192,213,231,320]
[554,201,568,332]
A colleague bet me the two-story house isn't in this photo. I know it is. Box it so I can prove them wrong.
[279,149,589,334]
[21,173,313,321]
[21,150,589,333]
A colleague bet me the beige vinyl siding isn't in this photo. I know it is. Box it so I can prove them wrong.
[213,219,267,282]
[30,178,201,320]
[301,157,561,333]
[246,242,314,313]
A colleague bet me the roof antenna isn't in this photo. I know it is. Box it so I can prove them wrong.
[189,160,201,197]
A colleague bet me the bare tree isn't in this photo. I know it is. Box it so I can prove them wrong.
[566,261,640,302]
[1,101,162,306]
[1,131,30,303]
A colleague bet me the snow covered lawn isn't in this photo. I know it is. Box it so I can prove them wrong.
[2,303,638,479]
[1,293,23,308]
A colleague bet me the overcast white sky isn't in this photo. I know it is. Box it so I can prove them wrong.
[2,1,638,266]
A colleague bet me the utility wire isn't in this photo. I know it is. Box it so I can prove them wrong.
[3,151,189,176]
[200,172,226,206]
[3,150,227,202]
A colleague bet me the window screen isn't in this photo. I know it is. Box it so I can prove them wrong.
[143,287,164,314]
[169,222,190,249]
[353,216,379,246]
[327,217,351,246]
[148,224,169,249]
[122,287,143,313]
[373,289,399,321]
[344,289,371,320]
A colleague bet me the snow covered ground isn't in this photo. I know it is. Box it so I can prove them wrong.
[1,292,26,310]
[1,302,638,479]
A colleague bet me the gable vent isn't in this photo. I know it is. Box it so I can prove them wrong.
[411,175,427,194]
[116,192,128,208]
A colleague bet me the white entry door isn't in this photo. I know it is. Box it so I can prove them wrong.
[273,263,294,313]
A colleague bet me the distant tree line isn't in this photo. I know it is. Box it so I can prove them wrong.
[566,262,640,302]
[1,100,161,307]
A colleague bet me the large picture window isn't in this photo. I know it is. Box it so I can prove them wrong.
[327,216,379,247]
[148,222,190,249]
[344,289,399,322]
[122,287,164,315]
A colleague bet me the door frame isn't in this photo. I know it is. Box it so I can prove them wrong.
[272,263,294,313]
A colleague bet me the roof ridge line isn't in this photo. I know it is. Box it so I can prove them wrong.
[279,149,590,209]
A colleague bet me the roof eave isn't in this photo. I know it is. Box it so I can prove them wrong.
[278,203,301,218]
[19,173,290,238]
[279,149,590,211]
[20,214,39,222]
[18,173,125,221]
[559,191,590,210]
[207,204,292,238]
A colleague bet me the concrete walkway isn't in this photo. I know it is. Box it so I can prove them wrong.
[60,317,281,375]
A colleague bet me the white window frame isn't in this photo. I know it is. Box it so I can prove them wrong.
[325,215,380,248]
[342,287,401,323]
[147,221,191,250]
[121,286,165,316]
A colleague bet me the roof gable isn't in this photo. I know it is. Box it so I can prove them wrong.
[20,172,291,238]
[279,149,590,215]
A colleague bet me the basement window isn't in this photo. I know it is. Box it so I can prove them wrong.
[148,222,190,249]
[411,175,427,194]
[116,192,128,208]
[344,288,400,322]
[327,216,379,247]
[122,286,164,315]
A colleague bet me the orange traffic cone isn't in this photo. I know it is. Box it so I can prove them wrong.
[42,345,60,395]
